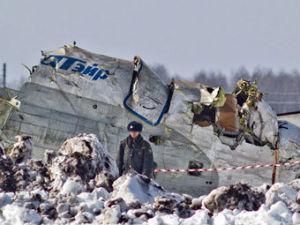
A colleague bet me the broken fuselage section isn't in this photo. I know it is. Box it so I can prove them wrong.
[0,44,299,196]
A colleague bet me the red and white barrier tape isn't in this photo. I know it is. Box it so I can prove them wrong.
[154,160,300,173]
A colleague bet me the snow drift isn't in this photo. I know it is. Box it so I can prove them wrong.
[0,133,300,225]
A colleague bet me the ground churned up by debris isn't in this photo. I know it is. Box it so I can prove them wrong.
[0,133,300,225]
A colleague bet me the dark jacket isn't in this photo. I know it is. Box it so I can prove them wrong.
[117,135,154,178]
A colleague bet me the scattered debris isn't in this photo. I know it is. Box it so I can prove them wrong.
[202,183,265,213]
[9,135,32,164]
[0,134,300,225]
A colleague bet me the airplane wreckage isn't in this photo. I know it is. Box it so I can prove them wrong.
[0,44,300,196]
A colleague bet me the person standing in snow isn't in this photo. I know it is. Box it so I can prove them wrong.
[117,121,154,178]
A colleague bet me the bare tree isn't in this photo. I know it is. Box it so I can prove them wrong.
[150,64,171,84]
[193,70,229,91]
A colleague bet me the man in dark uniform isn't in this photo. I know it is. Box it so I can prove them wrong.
[117,121,154,178]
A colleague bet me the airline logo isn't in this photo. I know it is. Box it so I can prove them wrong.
[41,55,109,80]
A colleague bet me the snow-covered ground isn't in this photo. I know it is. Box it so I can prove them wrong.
[0,134,300,225]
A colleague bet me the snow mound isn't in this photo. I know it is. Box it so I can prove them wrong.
[265,182,299,212]
[111,172,165,204]
[49,133,119,192]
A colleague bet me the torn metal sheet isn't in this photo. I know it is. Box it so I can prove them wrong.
[215,94,239,133]
[32,45,133,107]
[0,97,21,130]
[200,86,226,107]
[165,80,201,132]
[249,99,278,148]
[123,57,170,125]
[278,121,300,159]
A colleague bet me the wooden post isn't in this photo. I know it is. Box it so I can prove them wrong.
[272,148,279,184]
[2,63,6,88]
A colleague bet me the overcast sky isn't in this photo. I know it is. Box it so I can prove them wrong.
[0,0,299,86]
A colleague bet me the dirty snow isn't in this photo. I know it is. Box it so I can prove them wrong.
[0,133,300,225]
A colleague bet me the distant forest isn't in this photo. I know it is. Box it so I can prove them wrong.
[151,64,300,114]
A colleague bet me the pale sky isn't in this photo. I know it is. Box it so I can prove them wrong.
[0,0,299,87]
